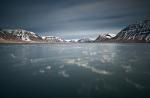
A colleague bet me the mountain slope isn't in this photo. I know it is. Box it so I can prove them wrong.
[95,33,116,42]
[115,20,150,42]
[0,29,43,42]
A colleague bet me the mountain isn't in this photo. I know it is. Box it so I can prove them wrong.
[78,38,94,43]
[114,20,150,42]
[94,33,116,42]
[42,36,65,42]
[0,29,66,43]
[94,20,150,43]
[65,39,78,43]
[0,29,43,43]
[1,20,150,43]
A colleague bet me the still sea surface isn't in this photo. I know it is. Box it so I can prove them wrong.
[0,43,150,98]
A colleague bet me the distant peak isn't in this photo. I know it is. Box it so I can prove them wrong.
[137,20,150,24]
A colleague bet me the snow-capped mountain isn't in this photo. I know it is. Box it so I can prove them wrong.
[0,29,42,42]
[78,38,94,43]
[115,20,150,42]
[42,36,65,42]
[94,33,116,42]
[65,39,78,43]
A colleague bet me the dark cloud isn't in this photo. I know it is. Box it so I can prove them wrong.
[0,0,150,39]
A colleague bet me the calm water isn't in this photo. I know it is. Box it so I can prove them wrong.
[0,43,150,98]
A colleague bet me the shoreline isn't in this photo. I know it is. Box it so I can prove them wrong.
[0,41,150,45]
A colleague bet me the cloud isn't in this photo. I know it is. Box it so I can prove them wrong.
[0,0,150,38]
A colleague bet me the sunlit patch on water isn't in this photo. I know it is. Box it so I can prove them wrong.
[121,65,132,73]
[59,65,64,69]
[58,70,70,78]
[45,66,51,70]
[10,53,16,59]
[64,58,112,75]
[125,78,145,90]
[39,69,45,74]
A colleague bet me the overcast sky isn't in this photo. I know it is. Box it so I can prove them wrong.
[0,0,150,39]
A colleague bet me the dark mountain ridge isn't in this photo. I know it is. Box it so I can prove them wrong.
[95,20,150,43]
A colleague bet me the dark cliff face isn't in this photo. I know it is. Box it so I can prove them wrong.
[94,20,150,43]
[115,20,150,42]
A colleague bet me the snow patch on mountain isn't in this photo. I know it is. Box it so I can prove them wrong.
[78,38,95,43]
[0,29,42,42]
[42,36,65,42]
[95,33,116,42]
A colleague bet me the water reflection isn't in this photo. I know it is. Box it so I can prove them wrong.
[0,43,150,97]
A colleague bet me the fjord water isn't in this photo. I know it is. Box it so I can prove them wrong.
[0,43,150,98]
